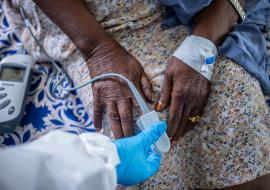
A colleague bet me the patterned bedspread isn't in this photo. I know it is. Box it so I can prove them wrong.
[0,5,95,147]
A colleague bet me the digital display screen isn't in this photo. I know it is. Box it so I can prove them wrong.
[0,66,26,82]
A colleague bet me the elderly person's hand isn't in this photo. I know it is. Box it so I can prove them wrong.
[86,36,153,138]
[33,0,153,139]
[156,57,210,141]
[156,0,245,140]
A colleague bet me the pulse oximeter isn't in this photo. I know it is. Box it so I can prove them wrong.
[0,54,34,133]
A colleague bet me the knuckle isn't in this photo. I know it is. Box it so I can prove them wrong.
[120,112,133,122]
[93,81,108,95]
[108,112,120,121]
[93,81,104,90]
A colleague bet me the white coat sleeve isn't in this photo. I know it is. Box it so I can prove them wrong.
[0,131,120,190]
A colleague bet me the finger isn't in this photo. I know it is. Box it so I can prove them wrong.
[131,97,141,112]
[140,72,153,103]
[182,120,194,135]
[138,121,167,148]
[93,92,104,132]
[106,101,124,139]
[172,104,192,141]
[156,72,173,111]
[167,94,184,138]
[117,99,134,137]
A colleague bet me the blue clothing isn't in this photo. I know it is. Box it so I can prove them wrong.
[160,0,270,95]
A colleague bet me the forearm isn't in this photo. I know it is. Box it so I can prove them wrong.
[192,0,245,45]
[33,0,107,57]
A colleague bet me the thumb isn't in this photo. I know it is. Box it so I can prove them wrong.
[138,121,167,148]
[146,149,162,176]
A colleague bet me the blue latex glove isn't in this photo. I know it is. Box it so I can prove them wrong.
[113,121,167,186]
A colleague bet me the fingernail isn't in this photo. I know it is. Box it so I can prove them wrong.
[155,101,163,111]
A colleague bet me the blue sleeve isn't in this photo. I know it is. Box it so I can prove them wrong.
[219,23,270,95]
[160,0,270,95]
[160,0,212,25]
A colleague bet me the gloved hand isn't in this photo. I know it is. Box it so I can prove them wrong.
[113,121,167,186]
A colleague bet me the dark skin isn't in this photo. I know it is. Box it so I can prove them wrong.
[87,38,153,138]
[32,0,243,140]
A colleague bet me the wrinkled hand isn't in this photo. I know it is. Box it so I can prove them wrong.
[86,36,153,139]
[156,57,210,140]
[114,121,167,186]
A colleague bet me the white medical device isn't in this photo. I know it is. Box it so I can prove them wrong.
[137,110,171,154]
[0,54,34,132]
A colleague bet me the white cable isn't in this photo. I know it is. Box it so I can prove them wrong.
[19,6,62,73]
[19,5,150,115]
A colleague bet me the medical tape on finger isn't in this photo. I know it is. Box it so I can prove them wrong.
[173,35,218,81]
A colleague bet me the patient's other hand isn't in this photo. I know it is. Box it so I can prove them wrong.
[156,57,210,141]
[86,35,153,139]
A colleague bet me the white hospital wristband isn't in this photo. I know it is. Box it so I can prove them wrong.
[173,35,218,81]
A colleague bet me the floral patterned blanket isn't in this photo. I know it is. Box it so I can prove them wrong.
[0,4,95,147]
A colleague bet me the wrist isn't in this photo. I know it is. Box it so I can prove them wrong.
[192,26,220,45]
[33,0,111,59]
[192,0,244,45]
[73,30,110,60]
